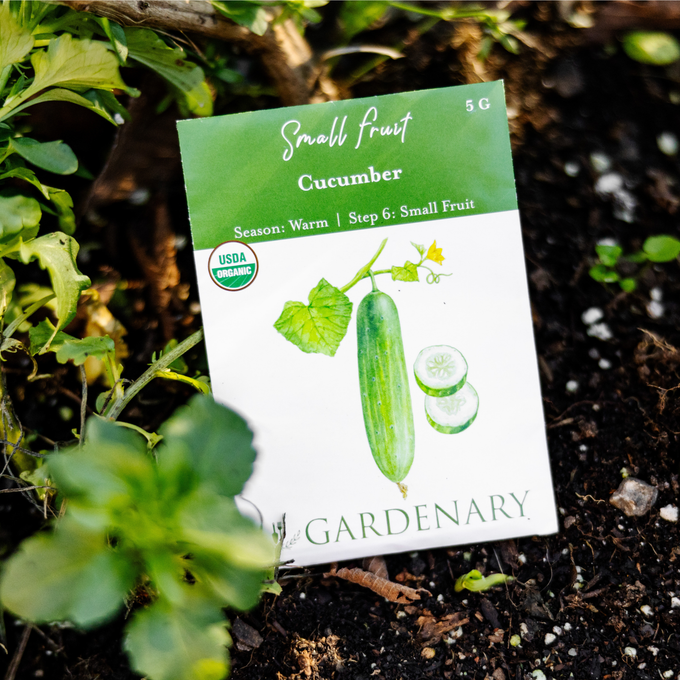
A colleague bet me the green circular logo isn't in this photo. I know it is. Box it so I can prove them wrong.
[208,241,259,291]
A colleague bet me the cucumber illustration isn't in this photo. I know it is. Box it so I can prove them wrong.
[357,275,415,498]
[425,382,479,434]
[414,345,468,397]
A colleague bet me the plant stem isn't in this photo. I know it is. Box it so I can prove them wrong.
[340,239,388,293]
[104,328,205,421]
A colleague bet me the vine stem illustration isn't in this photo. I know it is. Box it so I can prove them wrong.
[339,238,451,294]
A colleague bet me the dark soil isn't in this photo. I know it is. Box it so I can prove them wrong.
[3,3,680,680]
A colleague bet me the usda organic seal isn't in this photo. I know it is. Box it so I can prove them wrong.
[208,240,259,291]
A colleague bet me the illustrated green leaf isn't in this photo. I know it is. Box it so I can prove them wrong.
[274,278,352,357]
[391,261,419,282]
[595,243,622,268]
[0,516,135,627]
[14,232,90,337]
[643,235,680,262]
[0,190,41,241]
[9,137,78,175]
[622,31,680,66]
[589,264,619,283]
[158,394,256,498]
[125,28,213,117]
[0,2,34,71]
[410,241,426,257]
[124,595,230,680]
[0,258,16,319]
[454,569,513,592]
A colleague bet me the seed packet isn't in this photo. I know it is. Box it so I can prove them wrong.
[178,81,558,566]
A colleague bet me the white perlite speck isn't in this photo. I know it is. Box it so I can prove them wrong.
[566,380,579,393]
[599,358,612,370]
[587,322,613,341]
[624,647,637,658]
[660,505,678,522]
[647,300,665,319]
[651,287,663,302]
[564,161,580,177]
[595,173,623,194]
[663,671,674,679]
[640,604,653,617]
[532,671,546,680]
[648,646,659,656]
[568,648,578,657]
[563,622,572,631]
[590,151,611,173]
[582,307,604,325]
[544,633,556,646]
[671,596,680,608]
[658,132,679,156]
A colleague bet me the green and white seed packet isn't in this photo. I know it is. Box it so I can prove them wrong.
[178,81,558,567]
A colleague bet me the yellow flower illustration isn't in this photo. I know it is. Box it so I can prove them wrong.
[426,240,444,265]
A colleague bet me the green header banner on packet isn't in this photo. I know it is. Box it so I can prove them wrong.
[179,81,516,250]
[179,82,558,567]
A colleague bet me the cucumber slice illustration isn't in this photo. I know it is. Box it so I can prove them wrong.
[425,382,479,434]
[414,345,468,397]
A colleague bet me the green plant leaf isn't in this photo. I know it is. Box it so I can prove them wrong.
[14,232,90,337]
[338,1,389,41]
[125,28,213,117]
[0,257,16,319]
[97,17,128,64]
[642,235,680,262]
[0,190,41,241]
[622,31,680,66]
[27,33,135,94]
[595,243,622,268]
[158,394,256,498]
[274,278,352,357]
[589,264,619,283]
[410,241,426,257]
[391,261,419,282]
[0,2,34,71]
[0,166,51,199]
[454,569,513,592]
[124,595,230,680]
[9,137,78,175]
[211,1,270,36]
[0,516,135,627]
[619,277,637,292]
[46,187,76,234]
[56,335,116,365]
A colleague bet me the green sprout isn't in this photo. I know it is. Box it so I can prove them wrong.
[589,235,680,292]
[454,569,513,592]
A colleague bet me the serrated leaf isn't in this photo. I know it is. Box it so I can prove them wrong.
[0,190,41,241]
[124,595,230,680]
[9,137,78,175]
[391,261,419,282]
[0,3,34,71]
[0,516,135,627]
[158,394,256,498]
[595,243,622,267]
[274,278,352,357]
[56,335,115,365]
[27,33,135,94]
[643,235,680,262]
[125,28,213,117]
[14,232,90,338]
